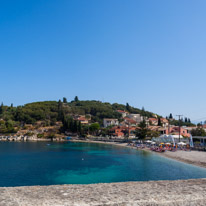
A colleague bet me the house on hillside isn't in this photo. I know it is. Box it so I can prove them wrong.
[127,114,142,123]
[74,115,90,124]
[103,118,119,128]
[123,117,138,126]
[109,126,125,137]
[160,118,169,127]
[149,118,158,126]
[149,118,169,127]
[116,110,128,118]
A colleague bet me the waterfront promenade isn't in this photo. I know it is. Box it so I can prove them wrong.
[1,178,206,206]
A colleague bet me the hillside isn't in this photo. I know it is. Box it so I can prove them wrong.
[0,98,156,134]
[0,98,195,135]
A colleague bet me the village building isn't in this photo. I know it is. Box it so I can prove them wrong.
[157,126,190,137]
[116,110,128,118]
[149,118,158,126]
[160,118,169,127]
[123,117,137,126]
[109,126,137,138]
[103,118,119,128]
[127,114,142,123]
[73,115,90,124]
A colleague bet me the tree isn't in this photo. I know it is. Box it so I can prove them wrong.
[74,96,79,102]
[126,103,131,112]
[47,133,56,141]
[89,123,100,135]
[184,117,188,123]
[135,120,148,140]
[78,121,82,135]
[73,120,78,133]
[58,100,63,120]
[169,113,173,119]
[197,122,203,127]
[0,102,3,115]
[191,128,206,136]
[63,97,67,103]
[158,118,162,126]
[147,130,160,138]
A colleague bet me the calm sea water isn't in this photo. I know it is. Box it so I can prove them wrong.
[0,141,206,187]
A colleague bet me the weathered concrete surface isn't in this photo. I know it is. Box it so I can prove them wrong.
[1,179,206,206]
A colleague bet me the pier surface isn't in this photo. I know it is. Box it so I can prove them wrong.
[1,178,206,206]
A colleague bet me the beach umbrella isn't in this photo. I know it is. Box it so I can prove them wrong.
[177,142,186,145]
[151,142,156,145]
[165,143,171,145]
[145,140,152,143]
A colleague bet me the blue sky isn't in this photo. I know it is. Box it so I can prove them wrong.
[0,0,206,121]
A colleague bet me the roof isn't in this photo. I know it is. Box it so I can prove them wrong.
[104,118,118,121]
[149,118,158,121]
[116,110,128,113]
[160,118,168,123]
[123,117,137,124]
[78,117,87,121]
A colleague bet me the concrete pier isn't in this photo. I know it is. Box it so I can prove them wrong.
[1,179,206,206]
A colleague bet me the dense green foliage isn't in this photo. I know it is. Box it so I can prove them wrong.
[135,120,148,139]
[0,99,155,134]
[169,119,195,127]
[191,128,206,136]
[136,120,160,139]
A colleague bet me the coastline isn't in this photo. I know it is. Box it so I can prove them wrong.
[1,138,206,169]
[0,140,206,205]
[71,139,206,169]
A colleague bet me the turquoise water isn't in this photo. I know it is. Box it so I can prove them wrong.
[0,141,206,186]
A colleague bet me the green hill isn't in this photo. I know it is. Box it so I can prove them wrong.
[0,99,155,134]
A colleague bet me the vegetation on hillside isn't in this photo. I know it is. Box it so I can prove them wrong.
[0,97,195,135]
[0,97,155,134]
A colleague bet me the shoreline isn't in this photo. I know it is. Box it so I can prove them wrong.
[71,139,206,169]
[1,139,206,205]
[1,138,206,169]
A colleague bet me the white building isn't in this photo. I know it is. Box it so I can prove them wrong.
[127,114,143,123]
[103,118,119,128]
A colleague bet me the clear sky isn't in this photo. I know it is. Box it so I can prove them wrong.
[0,0,206,122]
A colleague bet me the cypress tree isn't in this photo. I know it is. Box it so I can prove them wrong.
[63,97,67,103]
[0,102,3,115]
[74,96,79,102]
[158,117,162,126]
[78,121,82,135]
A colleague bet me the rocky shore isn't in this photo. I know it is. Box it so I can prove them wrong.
[1,179,206,206]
